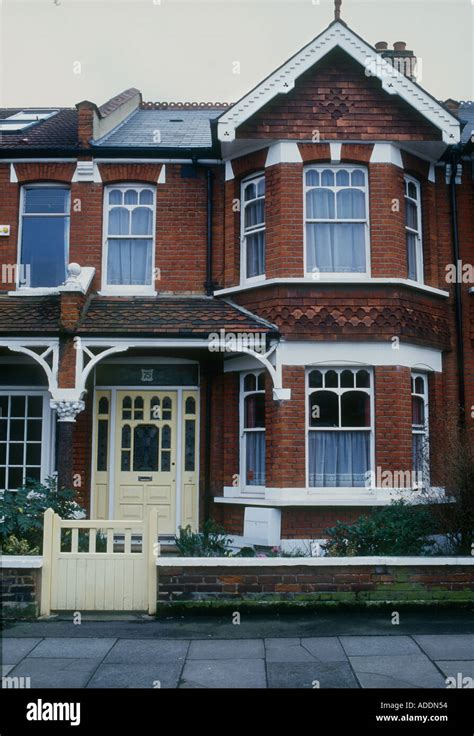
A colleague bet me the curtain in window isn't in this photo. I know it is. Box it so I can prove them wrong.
[306,186,366,273]
[308,431,370,487]
[245,433,265,486]
[307,223,366,273]
[107,203,153,286]
[246,231,265,278]
[407,233,418,280]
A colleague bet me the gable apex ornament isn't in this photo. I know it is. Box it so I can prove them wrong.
[335,0,342,21]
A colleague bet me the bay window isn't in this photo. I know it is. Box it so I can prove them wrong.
[0,393,49,491]
[405,176,423,282]
[241,175,265,281]
[305,166,369,276]
[20,185,70,288]
[104,185,155,291]
[308,367,372,487]
[241,371,266,490]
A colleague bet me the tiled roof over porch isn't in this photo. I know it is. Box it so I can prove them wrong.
[0,295,276,337]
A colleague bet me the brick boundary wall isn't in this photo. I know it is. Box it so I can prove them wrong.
[0,565,41,617]
[157,563,474,605]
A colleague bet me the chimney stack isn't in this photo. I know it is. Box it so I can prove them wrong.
[375,41,417,82]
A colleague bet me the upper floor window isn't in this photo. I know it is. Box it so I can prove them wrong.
[404,176,423,283]
[305,166,369,276]
[104,185,155,291]
[241,175,265,281]
[307,367,372,488]
[241,371,266,490]
[20,186,70,288]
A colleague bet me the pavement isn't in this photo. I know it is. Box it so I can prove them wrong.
[2,610,474,689]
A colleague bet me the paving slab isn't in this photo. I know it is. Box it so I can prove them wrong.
[435,660,474,681]
[180,659,266,688]
[340,635,421,656]
[1,638,41,665]
[350,654,447,689]
[267,661,359,689]
[103,639,189,664]
[28,637,117,659]
[265,638,315,662]
[87,662,182,689]
[1,665,14,676]
[414,635,474,661]
[301,637,348,662]
[187,638,264,660]
[7,658,100,689]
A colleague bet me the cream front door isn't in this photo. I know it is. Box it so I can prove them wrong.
[114,391,177,533]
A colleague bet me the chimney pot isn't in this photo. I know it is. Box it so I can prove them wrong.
[375,41,388,50]
[393,41,407,51]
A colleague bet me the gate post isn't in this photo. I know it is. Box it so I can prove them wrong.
[40,508,55,616]
[147,508,159,615]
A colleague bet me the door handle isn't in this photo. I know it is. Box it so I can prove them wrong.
[138,476,152,482]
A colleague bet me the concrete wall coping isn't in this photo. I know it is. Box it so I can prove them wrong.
[0,555,43,569]
[156,556,474,567]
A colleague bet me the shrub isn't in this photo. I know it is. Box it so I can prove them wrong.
[175,520,232,557]
[1,534,40,555]
[324,500,436,556]
[421,428,474,555]
[0,477,84,553]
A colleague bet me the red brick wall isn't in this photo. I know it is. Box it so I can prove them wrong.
[265,366,306,487]
[265,164,304,278]
[237,49,441,142]
[374,365,412,476]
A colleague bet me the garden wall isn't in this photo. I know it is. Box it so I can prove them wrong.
[156,557,474,607]
[0,557,42,618]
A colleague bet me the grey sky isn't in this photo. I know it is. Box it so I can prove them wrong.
[1,0,472,109]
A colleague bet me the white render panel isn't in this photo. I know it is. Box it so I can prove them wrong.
[243,507,281,546]
[276,341,443,372]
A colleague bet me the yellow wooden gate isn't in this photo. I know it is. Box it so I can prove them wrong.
[40,507,158,615]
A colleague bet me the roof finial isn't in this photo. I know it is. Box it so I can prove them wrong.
[335,0,342,21]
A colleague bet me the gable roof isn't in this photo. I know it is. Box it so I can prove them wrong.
[0,108,77,150]
[217,20,460,145]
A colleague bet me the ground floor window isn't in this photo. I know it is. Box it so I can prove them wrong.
[411,372,429,481]
[307,367,372,487]
[241,371,266,488]
[0,393,46,490]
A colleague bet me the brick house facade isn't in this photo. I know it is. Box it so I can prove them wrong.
[0,18,471,549]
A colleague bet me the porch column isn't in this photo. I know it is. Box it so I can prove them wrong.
[50,400,85,490]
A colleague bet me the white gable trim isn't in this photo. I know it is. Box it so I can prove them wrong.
[217,21,460,145]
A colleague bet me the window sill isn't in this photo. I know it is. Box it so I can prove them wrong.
[215,277,450,298]
[98,289,157,297]
[218,486,445,507]
[9,287,60,296]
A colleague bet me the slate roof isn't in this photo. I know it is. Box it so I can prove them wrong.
[93,108,221,148]
[0,109,78,150]
[78,297,276,337]
[459,102,474,146]
[0,296,60,334]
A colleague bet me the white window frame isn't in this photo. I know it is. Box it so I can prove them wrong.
[306,366,375,490]
[17,183,70,291]
[404,175,424,284]
[240,173,266,285]
[0,390,55,492]
[411,371,429,485]
[303,165,371,279]
[240,370,266,497]
[101,184,157,296]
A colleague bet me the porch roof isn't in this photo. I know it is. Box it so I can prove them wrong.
[77,296,277,338]
[0,296,60,334]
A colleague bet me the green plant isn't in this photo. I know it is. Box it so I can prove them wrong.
[0,477,85,553]
[0,534,40,555]
[175,520,232,557]
[324,500,436,557]
[234,546,256,557]
[421,427,474,555]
